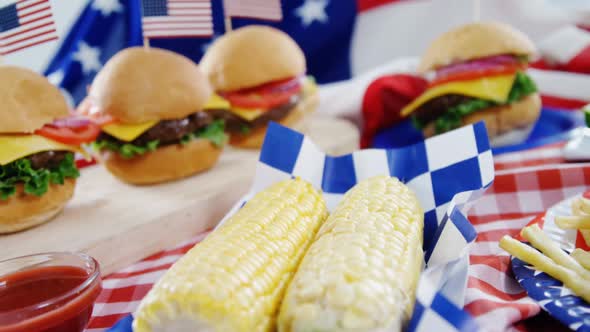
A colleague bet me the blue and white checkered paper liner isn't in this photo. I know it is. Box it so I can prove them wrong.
[108,121,493,332]
[220,121,493,331]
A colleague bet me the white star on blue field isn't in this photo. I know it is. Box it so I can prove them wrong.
[92,0,123,16]
[73,41,102,74]
[295,0,330,27]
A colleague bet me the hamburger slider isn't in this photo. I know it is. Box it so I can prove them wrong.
[0,66,97,233]
[82,47,226,185]
[402,22,541,146]
[200,25,319,149]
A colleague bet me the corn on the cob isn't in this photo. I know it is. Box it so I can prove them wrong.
[278,176,424,332]
[133,178,328,332]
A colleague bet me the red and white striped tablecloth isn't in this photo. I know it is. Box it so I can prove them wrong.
[85,142,586,332]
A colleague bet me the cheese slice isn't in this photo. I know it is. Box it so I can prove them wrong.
[0,135,82,165]
[102,121,158,142]
[231,107,267,121]
[401,74,517,117]
[204,93,231,110]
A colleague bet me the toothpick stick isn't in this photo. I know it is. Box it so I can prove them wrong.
[224,16,232,33]
[473,0,481,21]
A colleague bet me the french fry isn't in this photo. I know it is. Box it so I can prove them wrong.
[555,196,590,247]
[554,215,590,229]
[576,197,590,215]
[571,249,590,270]
[499,236,590,303]
[521,224,590,280]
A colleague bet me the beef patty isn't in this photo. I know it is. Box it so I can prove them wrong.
[98,111,213,146]
[27,151,68,170]
[412,94,474,127]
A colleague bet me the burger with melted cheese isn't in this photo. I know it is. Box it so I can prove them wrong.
[200,25,318,149]
[403,22,541,146]
[0,66,97,233]
[82,47,226,185]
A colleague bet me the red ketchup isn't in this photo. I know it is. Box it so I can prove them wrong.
[0,253,102,332]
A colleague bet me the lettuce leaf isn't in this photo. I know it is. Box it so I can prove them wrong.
[92,139,159,159]
[413,71,538,134]
[180,119,228,148]
[0,153,79,200]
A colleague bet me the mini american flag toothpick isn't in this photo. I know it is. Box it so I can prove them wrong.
[223,0,282,22]
[0,0,58,56]
[140,0,214,40]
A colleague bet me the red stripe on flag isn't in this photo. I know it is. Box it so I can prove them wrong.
[143,27,212,32]
[161,13,210,17]
[541,94,588,110]
[17,13,52,26]
[17,0,49,11]
[141,33,212,39]
[470,255,512,272]
[0,21,53,40]
[1,36,57,55]
[17,5,50,19]
[2,28,56,47]
[465,299,540,318]
[468,277,528,301]
[226,14,281,21]
[357,0,404,12]
[477,229,522,242]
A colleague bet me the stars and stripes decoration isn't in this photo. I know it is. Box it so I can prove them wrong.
[140,0,214,39]
[223,0,282,21]
[0,0,58,56]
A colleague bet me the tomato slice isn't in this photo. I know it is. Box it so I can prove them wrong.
[35,116,101,145]
[430,64,524,87]
[222,77,303,110]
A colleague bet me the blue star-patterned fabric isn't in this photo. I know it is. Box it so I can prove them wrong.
[45,0,358,105]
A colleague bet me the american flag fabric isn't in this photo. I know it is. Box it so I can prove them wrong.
[534,25,590,75]
[223,0,282,21]
[141,0,214,39]
[80,141,586,332]
[0,0,58,56]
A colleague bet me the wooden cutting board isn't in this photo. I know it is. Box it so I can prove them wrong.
[0,117,359,274]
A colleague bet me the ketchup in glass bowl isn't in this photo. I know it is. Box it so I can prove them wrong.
[0,252,102,332]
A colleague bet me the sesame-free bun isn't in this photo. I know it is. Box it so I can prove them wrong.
[230,90,318,149]
[101,139,222,185]
[419,22,536,72]
[423,93,542,142]
[200,25,306,92]
[0,66,69,133]
[0,179,76,234]
[89,47,212,124]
